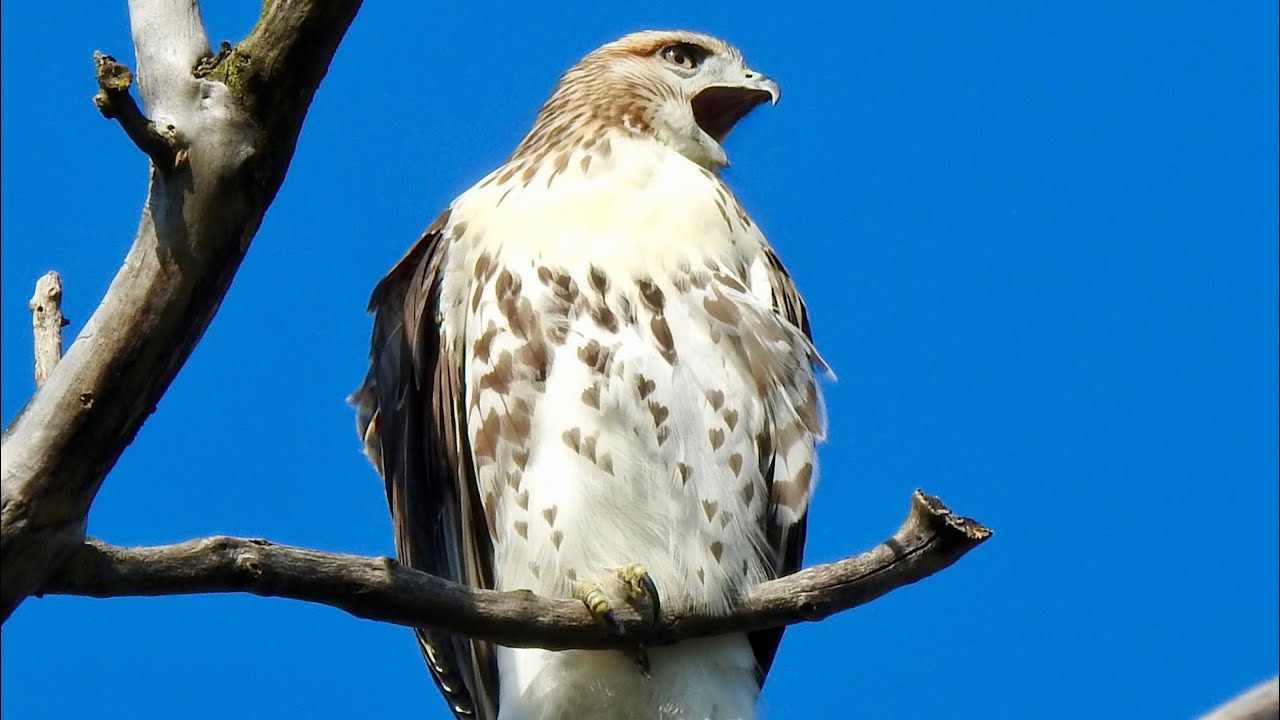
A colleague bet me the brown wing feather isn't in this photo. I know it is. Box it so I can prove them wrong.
[749,247,816,684]
[354,211,499,719]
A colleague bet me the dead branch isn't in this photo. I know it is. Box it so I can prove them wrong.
[1198,677,1280,720]
[29,271,69,387]
[0,0,362,622]
[39,490,990,650]
[92,52,183,170]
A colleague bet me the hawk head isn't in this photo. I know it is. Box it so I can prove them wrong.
[512,30,780,170]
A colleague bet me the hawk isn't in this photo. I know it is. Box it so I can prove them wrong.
[353,30,824,720]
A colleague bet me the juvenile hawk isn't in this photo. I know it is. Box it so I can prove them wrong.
[354,29,824,720]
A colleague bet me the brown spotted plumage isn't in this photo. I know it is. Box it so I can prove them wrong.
[352,29,821,720]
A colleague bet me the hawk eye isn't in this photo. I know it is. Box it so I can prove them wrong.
[660,44,703,70]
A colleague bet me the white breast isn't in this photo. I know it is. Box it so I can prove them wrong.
[436,132,804,720]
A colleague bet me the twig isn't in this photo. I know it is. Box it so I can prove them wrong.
[92,51,182,170]
[1199,676,1279,720]
[40,490,990,650]
[29,272,69,387]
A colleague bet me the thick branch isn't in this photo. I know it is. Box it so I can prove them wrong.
[41,491,990,649]
[29,272,69,387]
[127,0,212,116]
[92,52,182,170]
[0,0,362,622]
[202,0,364,177]
[1198,677,1279,720]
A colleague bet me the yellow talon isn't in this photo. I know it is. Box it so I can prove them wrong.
[581,581,610,615]
[574,579,624,635]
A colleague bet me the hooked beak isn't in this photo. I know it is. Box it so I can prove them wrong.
[691,70,780,143]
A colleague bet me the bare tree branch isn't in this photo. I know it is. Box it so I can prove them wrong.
[39,491,990,649]
[29,271,69,387]
[1199,677,1280,720]
[92,52,184,170]
[0,0,362,622]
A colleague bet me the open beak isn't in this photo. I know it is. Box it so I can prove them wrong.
[691,71,780,143]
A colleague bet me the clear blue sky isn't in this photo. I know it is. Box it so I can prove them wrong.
[3,2,1276,718]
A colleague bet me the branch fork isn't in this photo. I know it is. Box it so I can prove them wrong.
[2,0,362,622]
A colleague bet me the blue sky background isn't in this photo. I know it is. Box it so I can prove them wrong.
[2,2,1276,718]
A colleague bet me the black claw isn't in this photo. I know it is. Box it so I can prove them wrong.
[638,571,661,626]
[602,608,626,637]
[633,645,652,677]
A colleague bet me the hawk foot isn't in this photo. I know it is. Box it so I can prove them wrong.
[615,563,661,677]
[615,562,662,626]
[573,579,625,636]
[571,565,662,677]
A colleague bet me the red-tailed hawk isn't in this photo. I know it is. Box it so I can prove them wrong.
[354,29,824,720]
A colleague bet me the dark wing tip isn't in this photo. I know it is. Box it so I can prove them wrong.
[359,206,499,719]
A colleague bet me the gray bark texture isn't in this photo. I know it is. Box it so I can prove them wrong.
[28,271,68,388]
[0,0,362,621]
